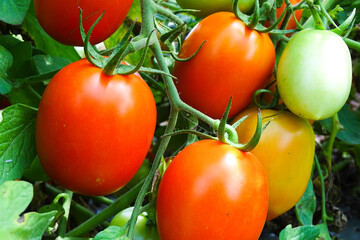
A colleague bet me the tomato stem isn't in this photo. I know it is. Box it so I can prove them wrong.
[305,0,325,30]
[314,155,328,224]
[66,180,144,237]
[344,38,360,52]
[58,190,73,237]
[324,113,341,173]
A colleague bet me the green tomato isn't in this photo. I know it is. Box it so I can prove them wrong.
[110,207,160,240]
[277,29,352,120]
[176,0,255,18]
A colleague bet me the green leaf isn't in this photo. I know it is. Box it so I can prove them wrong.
[279,225,320,240]
[315,223,332,240]
[22,2,80,62]
[0,0,31,25]
[32,55,71,75]
[93,226,128,240]
[6,41,35,79]
[0,104,37,184]
[320,104,360,145]
[7,85,42,108]
[0,77,12,95]
[295,180,316,226]
[22,156,49,182]
[0,181,56,240]
[0,45,13,76]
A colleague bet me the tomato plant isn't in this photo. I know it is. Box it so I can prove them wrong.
[110,207,160,240]
[233,108,315,220]
[33,0,133,46]
[35,59,156,196]
[156,140,268,240]
[176,0,255,18]
[173,12,275,119]
[277,29,352,120]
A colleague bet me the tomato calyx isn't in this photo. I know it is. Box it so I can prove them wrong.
[162,98,266,152]
[232,0,296,34]
[77,9,174,78]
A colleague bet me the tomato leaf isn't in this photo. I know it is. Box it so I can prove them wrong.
[0,45,13,75]
[93,226,128,240]
[21,2,80,62]
[0,181,57,240]
[295,180,316,226]
[320,104,360,145]
[0,104,37,184]
[315,223,332,240]
[279,224,320,240]
[0,0,31,25]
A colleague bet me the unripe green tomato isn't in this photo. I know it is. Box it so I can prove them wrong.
[176,0,255,18]
[277,29,352,120]
[110,207,160,240]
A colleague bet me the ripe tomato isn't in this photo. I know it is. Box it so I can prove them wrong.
[277,0,302,30]
[34,0,133,46]
[277,29,352,120]
[173,12,275,119]
[35,59,156,196]
[110,207,160,240]
[156,140,268,240]
[176,0,255,18]
[233,108,315,220]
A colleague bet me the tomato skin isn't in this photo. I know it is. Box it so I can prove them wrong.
[233,108,315,220]
[33,0,133,46]
[35,59,156,196]
[156,140,268,240]
[110,207,160,240]
[176,0,255,18]
[173,12,275,119]
[277,29,352,120]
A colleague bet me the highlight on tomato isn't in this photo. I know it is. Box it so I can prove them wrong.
[176,0,255,18]
[156,139,269,240]
[233,108,315,220]
[35,59,156,196]
[277,29,352,120]
[34,0,133,46]
[173,12,275,119]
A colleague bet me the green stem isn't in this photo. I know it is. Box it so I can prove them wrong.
[324,113,340,172]
[344,38,360,52]
[66,180,144,237]
[128,106,179,240]
[90,196,114,205]
[306,0,325,30]
[58,190,73,237]
[314,155,328,224]
[127,42,180,240]
[303,0,337,28]
[45,184,100,225]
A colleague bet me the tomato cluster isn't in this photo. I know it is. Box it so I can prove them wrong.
[32,0,354,239]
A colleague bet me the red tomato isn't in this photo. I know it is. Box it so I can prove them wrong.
[233,108,315,220]
[34,0,133,46]
[35,59,156,196]
[278,0,303,30]
[173,12,275,119]
[156,140,269,240]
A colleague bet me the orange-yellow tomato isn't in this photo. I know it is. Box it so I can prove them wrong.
[233,108,315,220]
